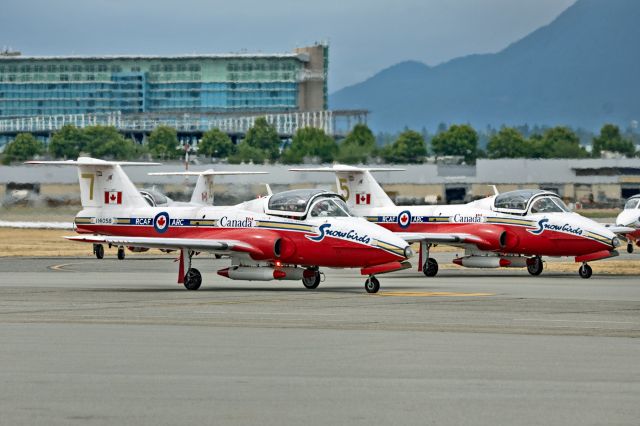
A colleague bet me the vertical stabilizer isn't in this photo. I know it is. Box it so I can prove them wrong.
[27,157,160,209]
[148,170,268,206]
[190,173,215,205]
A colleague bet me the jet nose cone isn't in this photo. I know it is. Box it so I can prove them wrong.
[617,211,640,227]
[365,220,412,259]
[403,245,415,259]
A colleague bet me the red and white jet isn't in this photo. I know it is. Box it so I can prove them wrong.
[27,158,413,293]
[291,165,622,279]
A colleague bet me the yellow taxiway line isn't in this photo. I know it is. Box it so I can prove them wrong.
[377,291,494,297]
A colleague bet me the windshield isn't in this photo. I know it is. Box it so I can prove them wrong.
[624,198,639,210]
[494,190,543,211]
[530,196,569,214]
[267,189,326,213]
[310,198,351,217]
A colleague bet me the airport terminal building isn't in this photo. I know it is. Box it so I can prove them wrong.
[0,44,366,144]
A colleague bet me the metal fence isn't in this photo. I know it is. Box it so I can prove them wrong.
[0,110,357,137]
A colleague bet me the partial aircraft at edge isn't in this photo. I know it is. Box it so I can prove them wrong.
[291,165,624,279]
[615,194,640,253]
[27,158,413,293]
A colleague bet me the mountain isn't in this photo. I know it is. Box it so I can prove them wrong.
[330,0,640,132]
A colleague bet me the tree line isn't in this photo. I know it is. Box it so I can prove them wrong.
[1,118,637,165]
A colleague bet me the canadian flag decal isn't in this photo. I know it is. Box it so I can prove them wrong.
[104,191,122,204]
[356,193,371,205]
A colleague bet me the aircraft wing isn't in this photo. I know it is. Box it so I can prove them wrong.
[65,235,245,253]
[395,232,468,244]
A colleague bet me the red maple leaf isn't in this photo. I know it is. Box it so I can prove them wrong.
[157,217,166,226]
[110,194,116,201]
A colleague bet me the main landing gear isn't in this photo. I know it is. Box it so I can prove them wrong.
[182,249,202,290]
[421,241,439,277]
[184,268,202,290]
[365,276,380,294]
[302,268,321,289]
[423,258,439,277]
[527,256,543,276]
[578,263,593,279]
[93,244,104,259]
[627,242,634,254]
[92,244,125,260]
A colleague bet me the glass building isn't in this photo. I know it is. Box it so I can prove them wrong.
[0,45,328,118]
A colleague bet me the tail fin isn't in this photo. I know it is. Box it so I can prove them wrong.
[148,170,268,206]
[290,165,403,210]
[26,157,159,209]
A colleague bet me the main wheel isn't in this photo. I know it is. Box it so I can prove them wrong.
[184,268,202,290]
[578,264,592,279]
[117,247,125,260]
[527,256,543,276]
[423,257,439,277]
[302,269,321,289]
[627,243,634,254]
[94,244,104,259]
[364,276,380,294]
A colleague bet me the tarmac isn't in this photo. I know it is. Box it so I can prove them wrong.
[0,255,639,426]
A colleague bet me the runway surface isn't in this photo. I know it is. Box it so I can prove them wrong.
[1,255,639,426]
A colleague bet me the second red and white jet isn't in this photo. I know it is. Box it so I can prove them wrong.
[291,165,621,279]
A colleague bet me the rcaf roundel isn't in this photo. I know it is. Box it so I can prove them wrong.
[154,212,170,233]
[398,210,412,229]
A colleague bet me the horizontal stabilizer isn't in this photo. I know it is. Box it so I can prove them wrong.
[290,164,405,173]
[148,170,268,176]
[26,157,161,167]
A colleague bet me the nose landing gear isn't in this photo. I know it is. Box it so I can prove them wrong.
[527,256,543,276]
[364,276,380,294]
[627,242,634,254]
[578,263,592,279]
[302,268,321,289]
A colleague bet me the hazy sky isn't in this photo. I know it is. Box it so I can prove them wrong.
[1,0,576,91]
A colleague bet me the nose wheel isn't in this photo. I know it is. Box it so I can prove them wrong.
[527,256,543,276]
[578,263,592,279]
[302,268,321,289]
[627,243,634,254]
[364,276,380,294]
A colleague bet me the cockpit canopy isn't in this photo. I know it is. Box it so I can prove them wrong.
[624,196,640,210]
[493,189,570,215]
[139,189,170,207]
[266,189,351,219]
